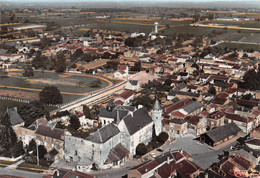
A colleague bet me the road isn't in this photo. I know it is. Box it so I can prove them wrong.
[161,136,237,169]
[0,167,44,178]
[54,72,140,113]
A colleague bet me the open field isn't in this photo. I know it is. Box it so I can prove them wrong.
[217,42,260,51]
[240,33,260,43]
[0,71,111,106]
[203,20,260,28]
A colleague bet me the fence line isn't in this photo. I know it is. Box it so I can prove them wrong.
[0,95,31,103]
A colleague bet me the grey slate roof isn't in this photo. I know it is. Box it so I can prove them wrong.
[87,123,120,143]
[153,98,162,110]
[176,82,187,90]
[202,122,241,143]
[6,107,24,126]
[123,107,153,135]
[181,101,203,114]
[171,118,187,124]
[99,105,136,123]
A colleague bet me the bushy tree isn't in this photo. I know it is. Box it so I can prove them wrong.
[18,101,46,127]
[39,86,63,104]
[70,115,81,130]
[136,143,147,156]
[243,69,260,90]
[208,86,216,95]
[156,132,169,143]
[23,67,34,77]
[83,105,92,119]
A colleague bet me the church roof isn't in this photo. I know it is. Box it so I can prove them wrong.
[123,107,153,136]
[153,96,162,110]
[87,123,120,143]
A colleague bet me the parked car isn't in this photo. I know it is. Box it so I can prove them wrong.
[150,153,156,158]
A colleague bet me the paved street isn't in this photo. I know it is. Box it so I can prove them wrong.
[162,136,237,169]
[90,160,140,178]
[0,167,44,178]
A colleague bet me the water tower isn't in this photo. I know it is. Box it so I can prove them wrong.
[154,22,159,34]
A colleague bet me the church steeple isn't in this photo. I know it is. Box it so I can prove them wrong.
[153,94,162,111]
[152,94,163,136]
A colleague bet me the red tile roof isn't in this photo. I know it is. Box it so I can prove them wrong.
[212,97,228,105]
[136,160,159,175]
[164,99,193,115]
[185,116,202,125]
[208,111,225,120]
[224,112,254,123]
[117,90,135,100]
[232,155,251,170]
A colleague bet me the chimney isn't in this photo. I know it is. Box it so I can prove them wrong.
[56,170,60,176]
[167,156,170,164]
[205,173,208,178]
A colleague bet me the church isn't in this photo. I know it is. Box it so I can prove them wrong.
[64,96,163,170]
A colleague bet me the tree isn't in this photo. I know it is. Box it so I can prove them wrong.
[243,69,260,90]
[136,143,147,156]
[131,61,142,72]
[83,105,92,119]
[156,132,169,143]
[38,145,47,159]
[28,139,36,152]
[70,115,80,130]
[72,48,84,58]
[11,140,24,158]
[23,67,34,77]
[208,86,216,95]
[89,79,102,88]
[152,124,156,142]
[39,86,63,104]
[55,58,66,73]
[0,114,17,154]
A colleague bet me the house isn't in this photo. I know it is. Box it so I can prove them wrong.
[114,64,129,78]
[4,107,24,128]
[0,53,26,62]
[129,149,203,178]
[178,101,204,116]
[99,102,136,126]
[169,118,188,136]
[64,123,128,170]
[206,111,225,130]
[167,90,200,100]
[185,116,207,136]
[164,98,193,118]
[200,122,241,147]
[224,112,254,134]
[14,118,65,160]
[210,155,254,178]
[114,90,135,105]
[125,80,141,91]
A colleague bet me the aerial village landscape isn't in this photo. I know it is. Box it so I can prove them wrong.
[0,0,260,177]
